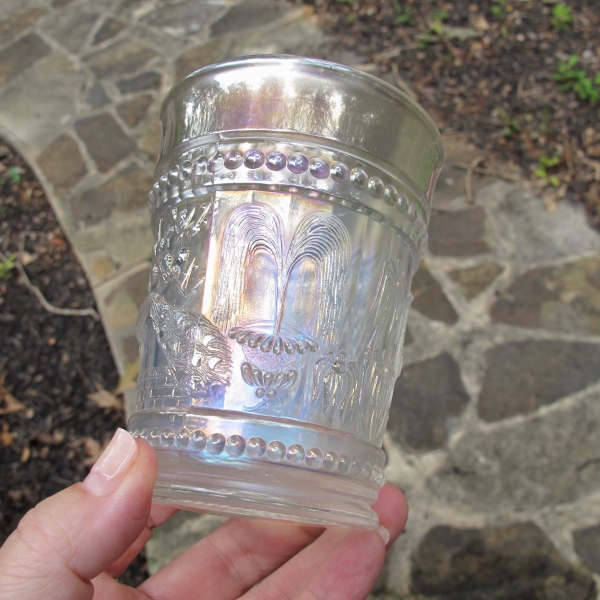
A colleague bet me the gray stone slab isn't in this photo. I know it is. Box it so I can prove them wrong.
[83,39,157,79]
[116,94,153,128]
[75,113,136,173]
[573,524,600,575]
[479,340,600,422]
[36,134,87,193]
[86,82,111,107]
[491,256,600,336]
[0,32,51,87]
[0,54,86,150]
[389,353,469,452]
[428,207,491,257]
[411,522,595,599]
[116,71,161,94]
[483,183,600,268]
[211,0,293,36]
[142,0,225,36]
[449,261,504,300]
[175,36,233,81]
[94,263,151,373]
[0,6,48,46]
[429,390,600,512]
[70,163,151,225]
[411,262,458,324]
[40,4,100,53]
[93,16,127,45]
[227,7,323,58]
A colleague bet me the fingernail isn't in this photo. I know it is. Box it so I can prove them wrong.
[82,428,138,497]
[375,524,390,547]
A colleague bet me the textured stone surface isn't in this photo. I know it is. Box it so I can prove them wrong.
[449,262,503,300]
[136,114,160,162]
[40,5,99,52]
[479,340,600,422]
[411,263,458,324]
[0,54,85,148]
[491,257,600,335]
[0,33,50,87]
[84,39,157,79]
[117,95,153,128]
[388,353,469,452]
[93,17,127,45]
[71,163,151,226]
[573,525,600,575]
[0,7,48,46]
[484,184,600,268]
[211,0,291,35]
[86,82,110,107]
[411,522,596,600]
[146,512,226,573]
[37,135,87,193]
[428,207,490,256]
[116,71,161,94]
[175,37,232,81]
[75,114,135,173]
[430,392,600,511]
[101,266,151,331]
[143,0,224,36]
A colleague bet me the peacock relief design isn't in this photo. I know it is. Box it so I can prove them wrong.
[147,292,232,400]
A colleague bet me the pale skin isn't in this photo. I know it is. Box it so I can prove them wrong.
[0,429,408,600]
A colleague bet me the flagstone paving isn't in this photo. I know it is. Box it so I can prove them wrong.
[1,1,599,597]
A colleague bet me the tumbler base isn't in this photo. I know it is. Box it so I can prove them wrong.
[153,455,379,529]
[128,409,384,530]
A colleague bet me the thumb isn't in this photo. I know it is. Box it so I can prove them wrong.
[0,428,157,600]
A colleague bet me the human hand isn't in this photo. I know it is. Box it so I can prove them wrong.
[0,428,408,600]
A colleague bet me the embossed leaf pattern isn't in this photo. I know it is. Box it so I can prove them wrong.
[311,352,359,428]
[152,203,210,297]
[148,293,232,397]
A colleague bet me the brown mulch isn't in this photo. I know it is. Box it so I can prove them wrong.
[0,141,147,586]
[307,0,600,225]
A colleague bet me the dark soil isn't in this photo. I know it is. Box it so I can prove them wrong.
[307,0,600,225]
[0,141,147,586]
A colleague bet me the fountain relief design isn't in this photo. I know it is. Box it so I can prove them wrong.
[212,203,352,412]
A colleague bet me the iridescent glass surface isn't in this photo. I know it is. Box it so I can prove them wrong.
[128,56,443,529]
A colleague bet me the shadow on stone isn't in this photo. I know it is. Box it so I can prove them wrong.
[411,522,596,600]
[573,524,600,575]
[491,257,600,335]
[479,340,600,422]
[411,262,458,324]
[389,353,469,452]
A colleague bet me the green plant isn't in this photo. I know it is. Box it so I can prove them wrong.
[552,3,573,30]
[496,107,521,137]
[491,0,507,20]
[554,55,600,102]
[418,31,438,49]
[430,8,449,22]
[535,153,561,186]
[7,166,21,183]
[395,2,413,25]
[0,254,16,278]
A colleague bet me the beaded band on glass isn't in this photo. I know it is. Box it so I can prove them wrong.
[130,427,386,485]
[149,144,429,256]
